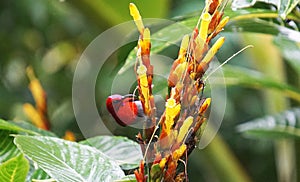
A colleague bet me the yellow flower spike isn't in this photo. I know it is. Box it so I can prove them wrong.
[177,116,193,144]
[165,98,181,134]
[26,67,46,113]
[201,36,225,64]
[23,103,48,130]
[199,98,211,114]
[129,3,144,34]
[199,12,212,41]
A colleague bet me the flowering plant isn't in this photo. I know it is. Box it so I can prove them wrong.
[108,1,229,181]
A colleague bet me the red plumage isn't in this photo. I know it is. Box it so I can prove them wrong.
[106,94,143,126]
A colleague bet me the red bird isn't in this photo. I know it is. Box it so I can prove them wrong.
[106,94,144,126]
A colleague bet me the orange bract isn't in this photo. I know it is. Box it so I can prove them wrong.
[23,67,50,130]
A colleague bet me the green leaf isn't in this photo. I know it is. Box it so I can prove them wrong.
[222,65,300,102]
[0,154,29,182]
[13,120,57,137]
[0,119,56,137]
[27,163,51,181]
[114,174,137,182]
[80,136,143,170]
[232,0,300,19]
[278,0,300,19]
[0,119,38,135]
[237,108,300,139]
[273,36,300,74]
[14,135,125,182]
[0,119,55,180]
[0,130,20,163]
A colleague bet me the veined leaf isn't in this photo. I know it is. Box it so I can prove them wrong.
[0,119,55,180]
[222,65,300,102]
[237,108,300,139]
[0,154,29,182]
[0,119,38,135]
[115,174,137,182]
[13,120,57,137]
[14,135,125,182]
[0,119,56,137]
[0,130,20,163]
[80,136,143,170]
[27,163,51,181]
[227,18,300,42]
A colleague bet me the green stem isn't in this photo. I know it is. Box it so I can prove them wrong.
[230,12,299,22]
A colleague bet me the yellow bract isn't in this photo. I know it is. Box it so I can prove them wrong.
[177,116,193,144]
[174,62,187,80]
[137,65,150,113]
[179,35,189,57]
[165,98,181,134]
[217,16,229,31]
[63,130,76,141]
[26,67,46,112]
[143,28,150,43]
[172,144,187,160]
[159,157,167,169]
[202,36,225,64]
[199,98,211,114]
[129,3,144,34]
[199,12,212,41]
[23,103,47,130]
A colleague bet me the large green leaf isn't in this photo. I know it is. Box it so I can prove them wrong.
[80,136,143,170]
[115,174,137,182]
[222,65,300,102]
[0,130,20,163]
[28,167,51,181]
[0,119,55,180]
[232,0,300,19]
[13,120,57,137]
[237,108,300,139]
[14,135,125,182]
[0,154,29,182]
[0,119,56,137]
[0,119,38,135]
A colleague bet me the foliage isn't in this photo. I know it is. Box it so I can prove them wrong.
[0,0,300,181]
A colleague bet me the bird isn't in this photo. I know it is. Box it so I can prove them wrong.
[106,94,144,126]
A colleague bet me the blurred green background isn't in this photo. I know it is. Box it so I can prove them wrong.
[1,0,300,181]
